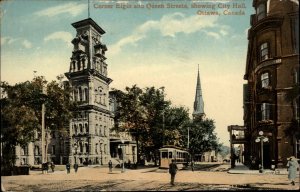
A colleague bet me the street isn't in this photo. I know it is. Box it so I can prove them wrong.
[2,163,299,191]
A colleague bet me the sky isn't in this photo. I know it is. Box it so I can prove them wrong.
[1,0,255,146]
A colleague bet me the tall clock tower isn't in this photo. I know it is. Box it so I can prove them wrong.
[65,18,113,165]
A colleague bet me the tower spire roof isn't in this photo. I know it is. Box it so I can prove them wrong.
[193,65,205,119]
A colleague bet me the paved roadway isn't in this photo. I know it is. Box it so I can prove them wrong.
[2,163,299,191]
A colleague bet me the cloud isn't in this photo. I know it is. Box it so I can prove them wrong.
[109,12,228,56]
[44,31,73,47]
[204,31,220,39]
[22,39,32,49]
[34,2,86,17]
[1,36,32,49]
[1,37,18,45]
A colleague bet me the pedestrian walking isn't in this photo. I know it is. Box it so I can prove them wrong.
[46,162,49,173]
[50,162,55,173]
[128,159,131,169]
[42,162,47,174]
[191,160,195,172]
[74,163,79,173]
[108,160,113,173]
[66,162,71,174]
[169,159,178,186]
[286,156,299,185]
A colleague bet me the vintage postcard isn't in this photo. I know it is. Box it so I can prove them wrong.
[1,0,299,191]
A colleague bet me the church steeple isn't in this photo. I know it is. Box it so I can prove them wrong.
[192,65,205,119]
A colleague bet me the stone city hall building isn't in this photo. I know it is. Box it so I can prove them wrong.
[13,18,137,166]
[243,0,299,168]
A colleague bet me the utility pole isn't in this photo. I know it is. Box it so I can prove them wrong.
[163,111,165,146]
[187,127,190,149]
[161,87,165,146]
[41,86,46,163]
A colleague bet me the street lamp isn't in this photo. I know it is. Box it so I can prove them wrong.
[255,131,268,173]
[118,143,125,173]
[100,145,103,165]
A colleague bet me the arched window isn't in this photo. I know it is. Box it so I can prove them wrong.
[104,144,107,153]
[74,124,77,135]
[99,88,103,104]
[95,143,98,153]
[95,124,98,135]
[85,123,88,133]
[100,125,103,136]
[85,88,88,101]
[261,72,269,88]
[259,42,269,61]
[79,124,83,133]
[294,69,299,84]
[77,59,81,71]
[34,146,40,155]
[79,143,83,153]
[79,87,83,101]
[72,61,76,72]
[295,97,300,120]
[85,143,89,153]
[82,58,86,69]
[74,90,78,101]
[261,103,270,120]
[94,89,98,103]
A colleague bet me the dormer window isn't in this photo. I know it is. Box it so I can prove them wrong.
[257,3,266,21]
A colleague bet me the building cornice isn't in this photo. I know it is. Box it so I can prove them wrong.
[254,58,282,74]
[72,18,105,35]
[248,15,284,39]
[65,69,113,84]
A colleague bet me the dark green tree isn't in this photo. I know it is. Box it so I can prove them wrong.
[1,76,74,173]
[181,118,220,160]
[112,85,148,164]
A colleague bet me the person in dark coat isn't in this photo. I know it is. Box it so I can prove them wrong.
[66,162,71,174]
[108,160,113,173]
[191,160,195,172]
[46,162,50,173]
[74,163,79,173]
[169,159,178,186]
[50,162,55,172]
[42,163,48,174]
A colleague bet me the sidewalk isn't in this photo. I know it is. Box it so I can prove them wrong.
[228,162,289,175]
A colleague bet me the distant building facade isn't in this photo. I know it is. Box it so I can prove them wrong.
[13,18,137,166]
[244,0,299,168]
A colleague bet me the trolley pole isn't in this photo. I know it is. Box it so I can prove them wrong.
[187,127,189,150]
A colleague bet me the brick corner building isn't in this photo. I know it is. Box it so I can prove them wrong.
[244,0,299,168]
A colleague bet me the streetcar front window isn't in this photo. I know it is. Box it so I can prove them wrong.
[162,152,168,158]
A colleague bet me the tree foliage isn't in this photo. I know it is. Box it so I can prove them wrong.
[113,84,221,164]
[181,118,220,159]
[1,76,75,170]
